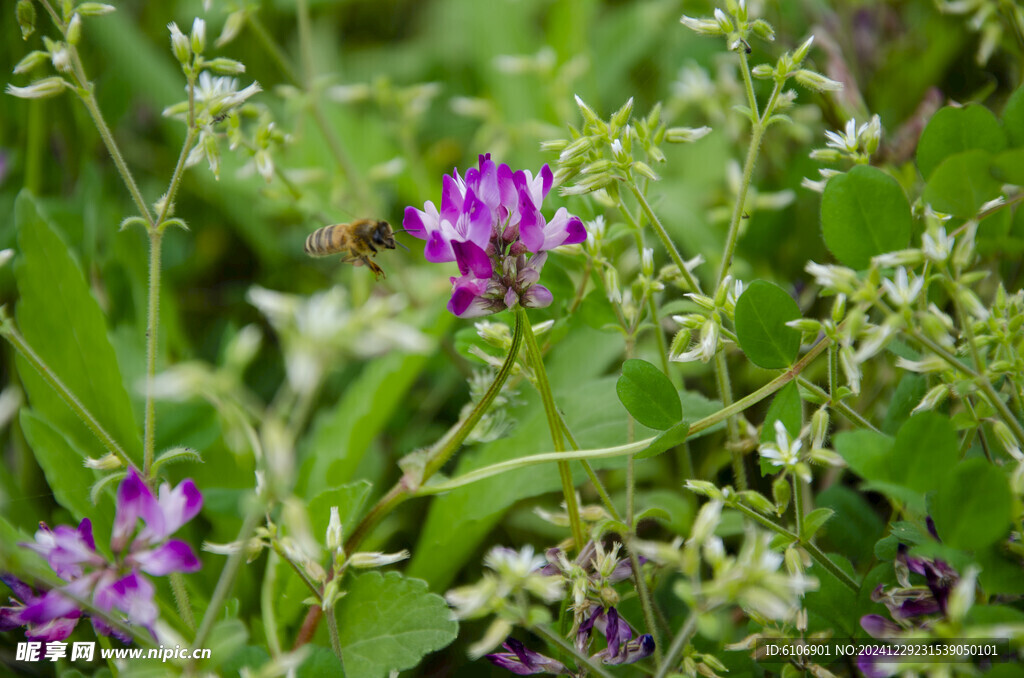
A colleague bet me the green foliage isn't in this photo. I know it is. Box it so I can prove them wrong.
[820,165,912,269]
[923,150,1003,218]
[616,358,682,430]
[915,104,1006,179]
[335,572,458,678]
[932,459,1012,550]
[734,281,801,369]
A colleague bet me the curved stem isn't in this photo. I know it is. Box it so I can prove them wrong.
[326,609,344,669]
[142,229,162,475]
[714,350,747,490]
[170,571,195,632]
[629,185,703,294]
[261,550,283,658]
[517,306,585,550]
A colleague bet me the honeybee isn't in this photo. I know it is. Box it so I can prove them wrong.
[304,219,397,280]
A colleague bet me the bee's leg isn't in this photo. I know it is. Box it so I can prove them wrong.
[361,256,386,280]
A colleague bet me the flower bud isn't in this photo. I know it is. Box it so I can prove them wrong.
[84,453,123,470]
[349,550,411,568]
[326,506,343,552]
[810,407,829,450]
[751,64,774,79]
[13,50,49,75]
[206,57,246,75]
[217,10,246,47]
[65,14,82,45]
[6,77,67,99]
[751,19,775,41]
[191,18,206,55]
[641,248,655,277]
[17,0,36,40]
[680,15,725,36]
[991,420,1024,461]
[665,125,712,143]
[713,8,734,33]
[573,93,600,127]
[76,3,116,16]
[632,160,660,182]
[911,384,948,414]
[792,36,815,64]
[794,69,843,92]
[168,22,191,64]
[772,475,791,514]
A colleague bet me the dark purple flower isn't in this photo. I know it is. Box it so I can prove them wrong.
[25,519,104,580]
[860,614,901,639]
[577,606,655,666]
[0,575,80,642]
[405,154,585,317]
[486,637,568,675]
[857,650,897,678]
[92,572,157,642]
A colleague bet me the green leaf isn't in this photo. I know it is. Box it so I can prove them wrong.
[923,150,1002,218]
[833,429,894,483]
[817,485,885,565]
[1002,85,1024,148]
[637,421,689,459]
[14,192,143,465]
[931,458,1012,550]
[989,148,1024,186]
[20,409,114,538]
[633,506,671,526]
[915,104,1007,179]
[889,412,958,494]
[800,507,835,542]
[881,374,926,435]
[734,280,801,369]
[335,571,458,678]
[616,359,682,430]
[820,165,913,270]
[614,360,679,430]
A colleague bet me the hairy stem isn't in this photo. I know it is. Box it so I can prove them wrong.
[518,306,585,550]
[142,229,162,475]
[653,607,699,678]
[629,185,703,293]
[532,624,617,678]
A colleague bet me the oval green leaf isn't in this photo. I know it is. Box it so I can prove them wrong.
[932,458,1012,550]
[1002,84,1024,148]
[616,359,682,430]
[923,149,1002,218]
[734,280,801,369]
[916,104,1007,179]
[821,165,913,270]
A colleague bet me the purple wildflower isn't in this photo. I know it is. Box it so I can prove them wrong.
[577,606,655,665]
[6,469,202,643]
[486,637,568,675]
[0,575,81,642]
[405,154,585,317]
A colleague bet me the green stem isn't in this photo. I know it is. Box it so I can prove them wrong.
[732,502,858,592]
[518,306,585,550]
[792,473,804,538]
[532,624,617,678]
[653,607,698,678]
[170,571,195,632]
[261,550,283,658]
[627,545,663,663]
[246,13,302,86]
[629,185,703,293]
[142,229,162,476]
[0,319,136,470]
[648,293,672,377]
[714,350,747,490]
[191,504,263,663]
[556,409,621,521]
[715,121,763,287]
[798,376,879,432]
[418,338,834,496]
[326,608,345,669]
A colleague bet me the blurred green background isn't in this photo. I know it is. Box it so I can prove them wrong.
[0,0,1019,673]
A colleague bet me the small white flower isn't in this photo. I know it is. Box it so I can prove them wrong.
[881,267,924,307]
[758,420,806,480]
[922,226,954,263]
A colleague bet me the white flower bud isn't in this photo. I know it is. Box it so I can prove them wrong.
[168,22,191,64]
[65,14,82,45]
[191,18,206,55]
[792,36,815,64]
[84,453,123,470]
[793,69,843,92]
[6,77,67,99]
[680,15,725,36]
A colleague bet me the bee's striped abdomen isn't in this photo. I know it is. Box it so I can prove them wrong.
[304,224,341,257]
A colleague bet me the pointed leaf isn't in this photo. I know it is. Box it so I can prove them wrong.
[616,359,682,430]
[800,507,835,542]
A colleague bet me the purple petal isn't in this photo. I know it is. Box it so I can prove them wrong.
[486,638,568,675]
[504,287,519,309]
[860,614,901,638]
[460,187,493,247]
[425,230,456,263]
[476,156,500,211]
[440,173,465,224]
[857,651,897,678]
[403,205,430,240]
[94,571,157,632]
[562,215,586,245]
[131,540,201,576]
[77,519,96,552]
[452,240,493,279]
[20,588,80,625]
[898,597,940,618]
[537,164,553,200]
[521,285,552,309]
[138,479,202,543]
[114,469,163,550]
[448,276,490,317]
[25,616,79,642]
[1,575,35,603]
[518,202,544,253]
[497,164,518,217]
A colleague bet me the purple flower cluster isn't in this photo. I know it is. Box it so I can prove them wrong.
[404,154,586,317]
[1,470,202,642]
[486,607,654,674]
